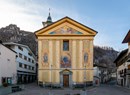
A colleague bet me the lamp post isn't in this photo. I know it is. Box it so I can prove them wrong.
[84,65,87,95]
[49,64,53,95]
[51,64,53,90]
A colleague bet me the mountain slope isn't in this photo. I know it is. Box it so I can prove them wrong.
[0,24,118,69]
[0,24,37,54]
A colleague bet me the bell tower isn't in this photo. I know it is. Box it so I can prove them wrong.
[42,8,53,27]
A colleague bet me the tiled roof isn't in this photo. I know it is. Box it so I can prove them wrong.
[122,30,130,43]
[35,16,98,34]
[114,49,128,67]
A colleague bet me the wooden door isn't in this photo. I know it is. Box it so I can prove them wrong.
[63,75,69,87]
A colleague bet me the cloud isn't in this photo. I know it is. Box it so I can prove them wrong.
[0,0,38,31]
[0,0,80,32]
[0,0,128,51]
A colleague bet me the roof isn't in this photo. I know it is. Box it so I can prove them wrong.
[122,30,130,43]
[0,41,16,54]
[94,64,107,68]
[3,42,37,60]
[35,16,98,34]
[114,49,128,67]
[94,76,100,79]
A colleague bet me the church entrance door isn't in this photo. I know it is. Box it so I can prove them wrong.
[63,75,69,87]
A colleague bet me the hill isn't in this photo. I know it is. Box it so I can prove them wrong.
[94,46,118,71]
[0,24,37,54]
[0,24,118,69]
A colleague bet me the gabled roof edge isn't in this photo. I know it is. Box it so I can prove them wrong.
[34,16,98,34]
[122,30,130,43]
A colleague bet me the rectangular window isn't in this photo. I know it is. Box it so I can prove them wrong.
[24,64,27,69]
[63,40,69,51]
[24,56,27,60]
[28,52,32,56]
[32,67,34,70]
[19,63,22,68]
[28,66,31,70]
[28,58,31,62]
[32,60,34,63]
[19,53,22,58]
[18,46,23,51]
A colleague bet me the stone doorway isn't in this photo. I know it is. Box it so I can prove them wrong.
[63,75,69,87]
[60,69,73,88]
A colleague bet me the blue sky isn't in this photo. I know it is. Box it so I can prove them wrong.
[0,0,130,51]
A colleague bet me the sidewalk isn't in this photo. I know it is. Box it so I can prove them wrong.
[0,86,12,95]
[8,82,96,95]
[115,84,130,90]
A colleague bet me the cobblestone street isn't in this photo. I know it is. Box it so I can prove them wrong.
[7,83,130,95]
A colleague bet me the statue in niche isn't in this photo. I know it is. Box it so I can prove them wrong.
[84,53,88,63]
[43,53,48,63]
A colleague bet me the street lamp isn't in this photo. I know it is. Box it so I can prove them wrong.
[49,64,53,95]
[83,53,88,95]
[51,64,53,89]
[83,64,87,95]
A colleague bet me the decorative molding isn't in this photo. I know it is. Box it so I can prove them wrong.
[49,26,83,35]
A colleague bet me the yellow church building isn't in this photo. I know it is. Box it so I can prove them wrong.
[35,13,97,88]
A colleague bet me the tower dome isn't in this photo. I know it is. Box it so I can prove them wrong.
[47,12,52,23]
[42,9,53,27]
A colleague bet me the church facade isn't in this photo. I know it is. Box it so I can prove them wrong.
[35,14,97,88]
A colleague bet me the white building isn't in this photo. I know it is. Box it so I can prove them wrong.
[93,66,100,85]
[114,49,129,86]
[4,42,37,84]
[93,64,111,84]
[0,42,17,86]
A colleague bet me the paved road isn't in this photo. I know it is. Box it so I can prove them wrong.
[87,85,130,95]
[8,83,130,95]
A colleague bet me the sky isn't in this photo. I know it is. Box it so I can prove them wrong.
[0,0,130,51]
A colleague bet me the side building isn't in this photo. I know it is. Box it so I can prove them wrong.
[114,49,129,86]
[4,42,37,84]
[0,42,17,86]
[114,30,130,88]
[93,64,111,85]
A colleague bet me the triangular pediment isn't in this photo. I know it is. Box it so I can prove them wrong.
[35,17,97,36]
[47,25,84,35]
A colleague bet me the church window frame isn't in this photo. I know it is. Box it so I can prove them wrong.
[63,40,69,51]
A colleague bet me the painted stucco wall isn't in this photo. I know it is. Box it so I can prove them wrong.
[0,44,17,86]
[36,17,96,85]
[38,38,94,84]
